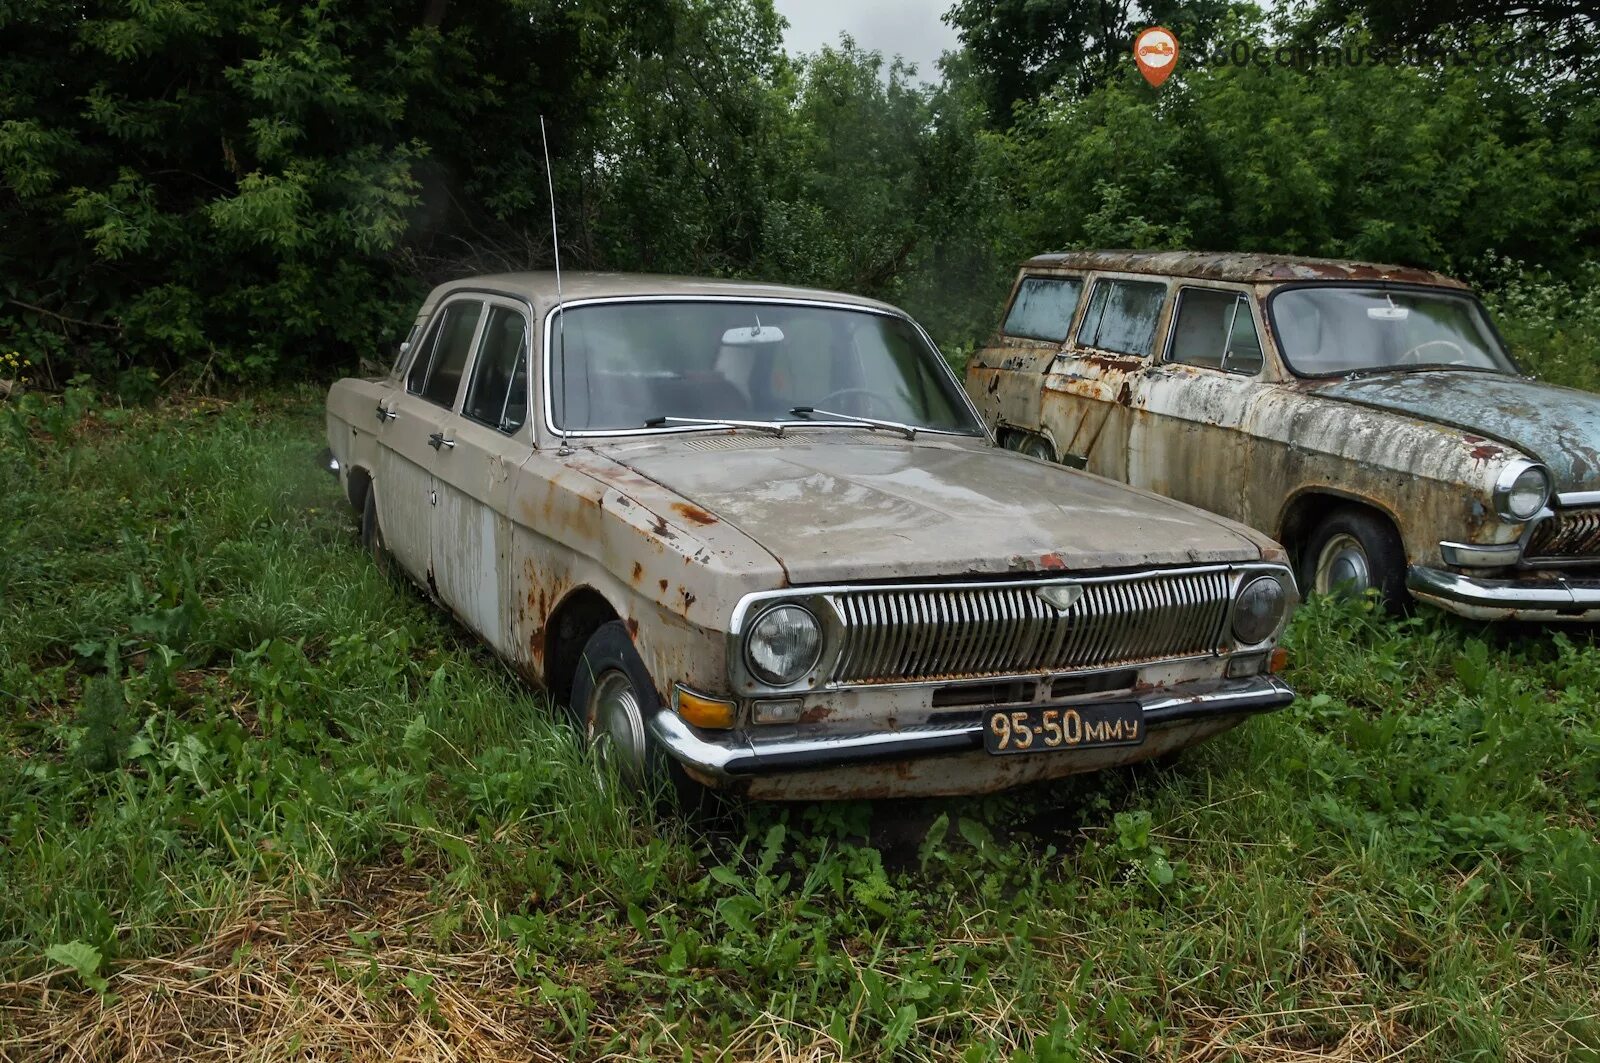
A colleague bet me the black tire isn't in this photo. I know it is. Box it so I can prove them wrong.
[569,621,712,809]
[1299,506,1409,614]
[361,487,395,579]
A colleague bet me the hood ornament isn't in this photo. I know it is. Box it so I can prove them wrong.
[1037,584,1085,612]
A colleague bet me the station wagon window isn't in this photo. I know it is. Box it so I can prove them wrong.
[1076,279,1167,357]
[462,306,530,433]
[407,300,484,408]
[1002,276,1083,342]
[1169,288,1264,375]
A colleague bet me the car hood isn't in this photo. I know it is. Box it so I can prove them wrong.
[596,435,1269,584]
[1310,371,1600,492]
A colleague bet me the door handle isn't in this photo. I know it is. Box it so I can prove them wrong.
[428,432,454,451]
[375,403,396,423]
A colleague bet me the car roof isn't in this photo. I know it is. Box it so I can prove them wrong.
[419,272,907,318]
[1021,250,1470,290]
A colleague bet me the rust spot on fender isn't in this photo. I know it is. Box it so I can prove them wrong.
[1470,443,1503,460]
[631,561,644,583]
[1039,553,1068,570]
[798,705,833,724]
[671,502,717,526]
[625,617,639,638]
[679,587,697,612]
[658,578,669,592]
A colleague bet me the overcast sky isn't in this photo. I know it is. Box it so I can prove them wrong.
[772,0,960,82]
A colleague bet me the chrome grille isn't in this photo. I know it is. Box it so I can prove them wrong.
[1527,508,1600,561]
[827,569,1232,683]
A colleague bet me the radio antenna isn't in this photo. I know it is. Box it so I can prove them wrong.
[540,115,572,455]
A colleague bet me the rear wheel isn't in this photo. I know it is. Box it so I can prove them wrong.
[1300,506,1408,613]
[360,488,395,578]
[569,621,710,808]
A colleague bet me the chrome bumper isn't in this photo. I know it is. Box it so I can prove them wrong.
[1408,566,1600,621]
[648,675,1294,782]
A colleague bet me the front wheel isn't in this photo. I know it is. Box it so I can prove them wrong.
[1299,506,1409,613]
[569,621,710,808]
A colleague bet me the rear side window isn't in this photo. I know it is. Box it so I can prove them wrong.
[407,300,484,408]
[1169,288,1264,374]
[462,306,530,433]
[1076,279,1167,357]
[1002,276,1082,342]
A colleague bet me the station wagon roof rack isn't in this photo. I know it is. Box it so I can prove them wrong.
[1021,250,1469,289]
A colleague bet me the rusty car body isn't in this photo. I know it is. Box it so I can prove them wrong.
[964,251,1600,622]
[326,272,1298,800]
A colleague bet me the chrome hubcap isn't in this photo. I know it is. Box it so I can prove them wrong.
[586,669,648,780]
[1315,533,1371,596]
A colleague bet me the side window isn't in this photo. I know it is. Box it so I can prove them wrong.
[1002,276,1083,342]
[1076,278,1167,357]
[393,320,423,377]
[407,300,484,408]
[462,306,530,434]
[1170,289,1263,374]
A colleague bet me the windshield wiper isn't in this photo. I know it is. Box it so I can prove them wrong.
[643,415,786,436]
[790,406,918,440]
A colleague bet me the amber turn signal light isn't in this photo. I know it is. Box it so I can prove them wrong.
[1268,647,1290,674]
[674,686,737,730]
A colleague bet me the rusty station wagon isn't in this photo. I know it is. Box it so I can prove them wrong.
[966,251,1600,622]
[326,272,1298,800]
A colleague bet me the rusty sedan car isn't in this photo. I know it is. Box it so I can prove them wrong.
[966,251,1600,622]
[326,272,1298,800]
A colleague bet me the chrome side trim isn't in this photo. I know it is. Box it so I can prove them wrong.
[1439,540,1521,567]
[649,675,1295,781]
[1557,490,1600,508]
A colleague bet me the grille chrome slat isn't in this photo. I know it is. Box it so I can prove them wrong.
[1528,508,1600,561]
[826,570,1232,683]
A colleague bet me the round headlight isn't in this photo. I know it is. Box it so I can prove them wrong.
[1232,575,1286,646]
[745,604,822,685]
[1496,462,1552,522]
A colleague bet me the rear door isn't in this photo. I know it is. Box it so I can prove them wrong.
[1039,274,1171,478]
[1130,284,1269,524]
[965,273,1084,446]
[429,299,533,656]
[376,296,487,586]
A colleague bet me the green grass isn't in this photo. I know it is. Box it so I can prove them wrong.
[2,388,1598,1061]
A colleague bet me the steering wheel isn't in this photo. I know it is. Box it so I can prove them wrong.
[1398,339,1466,365]
[812,388,887,417]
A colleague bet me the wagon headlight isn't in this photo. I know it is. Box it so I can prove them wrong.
[745,604,822,685]
[1494,461,1552,522]
[1231,575,1286,646]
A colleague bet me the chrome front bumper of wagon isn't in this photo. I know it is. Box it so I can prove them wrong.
[647,675,1295,783]
[1408,566,1600,621]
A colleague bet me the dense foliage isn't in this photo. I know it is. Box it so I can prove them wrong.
[3,0,1598,387]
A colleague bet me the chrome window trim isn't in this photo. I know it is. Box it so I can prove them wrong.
[1440,540,1523,568]
[538,294,991,443]
[1160,284,1266,378]
[458,294,536,438]
[725,562,1294,694]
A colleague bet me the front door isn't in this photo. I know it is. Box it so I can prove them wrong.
[1129,285,1268,525]
[376,296,487,589]
[430,300,533,657]
[1038,274,1170,479]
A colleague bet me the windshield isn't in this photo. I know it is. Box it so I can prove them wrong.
[1270,287,1516,377]
[547,300,981,434]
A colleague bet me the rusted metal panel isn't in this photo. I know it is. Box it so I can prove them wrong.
[1023,250,1469,290]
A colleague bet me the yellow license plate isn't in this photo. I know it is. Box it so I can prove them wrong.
[983,703,1145,755]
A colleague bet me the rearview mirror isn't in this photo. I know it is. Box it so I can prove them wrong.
[721,325,785,345]
[1367,306,1409,321]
